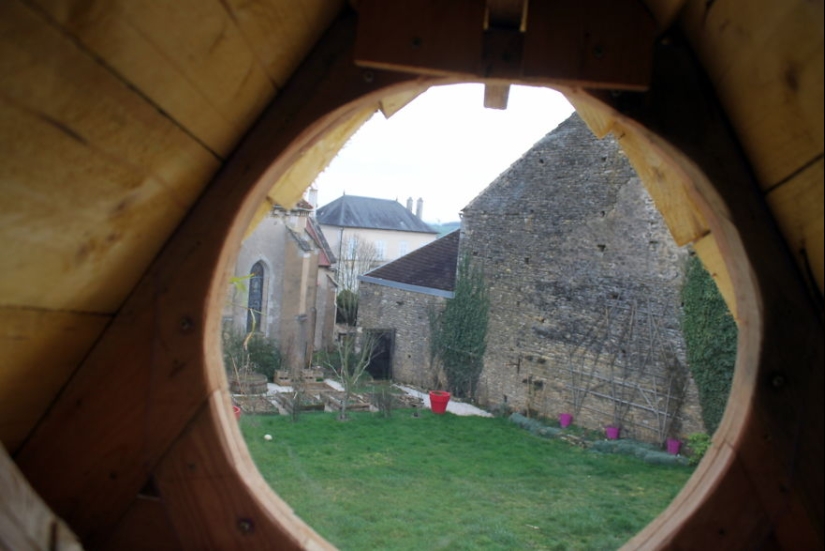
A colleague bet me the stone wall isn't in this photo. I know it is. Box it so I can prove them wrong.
[461,114,703,443]
[358,282,446,388]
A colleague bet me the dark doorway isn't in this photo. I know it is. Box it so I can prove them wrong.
[366,330,394,380]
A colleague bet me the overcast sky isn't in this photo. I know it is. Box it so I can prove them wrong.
[313,83,574,224]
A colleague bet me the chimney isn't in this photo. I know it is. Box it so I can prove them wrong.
[406,197,413,212]
[307,186,318,212]
[416,197,423,219]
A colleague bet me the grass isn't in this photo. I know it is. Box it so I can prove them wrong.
[241,410,693,551]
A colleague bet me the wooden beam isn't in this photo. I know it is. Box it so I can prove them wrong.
[523,0,656,90]
[354,0,656,90]
[0,308,111,453]
[483,84,510,109]
[482,0,526,108]
[354,0,486,77]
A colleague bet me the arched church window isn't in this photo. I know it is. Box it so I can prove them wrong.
[247,261,265,333]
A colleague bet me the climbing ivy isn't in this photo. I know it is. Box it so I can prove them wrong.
[429,252,490,399]
[681,254,738,434]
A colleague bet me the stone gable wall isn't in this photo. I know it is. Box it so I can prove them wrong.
[460,115,703,443]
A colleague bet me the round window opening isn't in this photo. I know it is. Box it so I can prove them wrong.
[212,80,801,550]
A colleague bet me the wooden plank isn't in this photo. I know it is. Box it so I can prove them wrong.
[31,0,277,157]
[244,104,377,238]
[523,0,656,90]
[765,158,824,294]
[354,0,487,77]
[221,0,344,88]
[485,0,525,30]
[0,0,220,313]
[0,442,81,551]
[379,86,428,118]
[100,495,182,551]
[692,234,738,319]
[682,0,824,189]
[0,0,219,203]
[483,84,510,109]
[0,100,198,313]
[154,392,334,550]
[0,308,111,453]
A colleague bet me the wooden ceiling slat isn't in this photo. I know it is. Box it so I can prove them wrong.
[681,0,824,189]
[766,158,824,293]
[221,0,345,88]
[30,0,277,157]
[0,308,110,452]
[0,0,220,313]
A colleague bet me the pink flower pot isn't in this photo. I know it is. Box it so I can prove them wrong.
[666,438,682,455]
[605,426,621,440]
[559,413,573,428]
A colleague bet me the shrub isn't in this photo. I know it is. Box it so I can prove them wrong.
[681,254,738,434]
[686,432,712,466]
[222,330,281,381]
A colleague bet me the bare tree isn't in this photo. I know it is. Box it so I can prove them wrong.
[337,234,380,293]
[336,234,380,325]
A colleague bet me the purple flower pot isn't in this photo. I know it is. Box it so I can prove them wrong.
[666,438,682,455]
[605,426,621,440]
[559,413,573,428]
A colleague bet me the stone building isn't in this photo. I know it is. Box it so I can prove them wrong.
[224,200,337,371]
[461,114,703,442]
[357,230,459,382]
[359,114,703,444]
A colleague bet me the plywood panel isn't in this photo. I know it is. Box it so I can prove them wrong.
[766,158,824,294]
[0,308,110,452]
[32,0,277,157]
[682,0,824,189]
[222,0,344,88]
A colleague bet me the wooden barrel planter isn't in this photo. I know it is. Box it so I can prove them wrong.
[228,371,268,395]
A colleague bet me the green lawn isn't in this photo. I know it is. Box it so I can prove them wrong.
[241,411,692,551]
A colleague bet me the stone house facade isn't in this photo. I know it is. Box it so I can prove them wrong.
[358,114,704,444]
[316,195,439,291]
[224,200,337,371]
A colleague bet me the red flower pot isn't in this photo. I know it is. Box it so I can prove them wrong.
[666,438,682,455]
[605,426,621,440]
[559,413,573,428]
[429,391,451,414]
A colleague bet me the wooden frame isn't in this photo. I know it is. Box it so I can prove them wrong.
[9,10,822,551]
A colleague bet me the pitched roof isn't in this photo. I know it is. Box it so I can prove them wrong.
[316,195,437,234]
[306,217,336,267]
[359,230,460,297]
